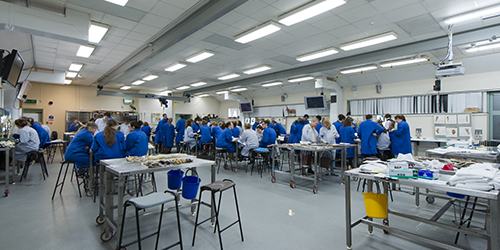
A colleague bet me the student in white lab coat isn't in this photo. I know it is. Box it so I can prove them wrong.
[119,117,130,136]
[95,112,112,133]
[239,123,259,160]
[319,118,340,171]
[14,118,40,164]
[301,118,319,143]
[183,119,197,151]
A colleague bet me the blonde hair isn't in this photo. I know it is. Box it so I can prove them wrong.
[322,118,331,130]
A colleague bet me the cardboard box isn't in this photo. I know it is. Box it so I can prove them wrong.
[418,169,439,180]
[465,107,479,113]
[389,169,418,179]
[388,161,415,169]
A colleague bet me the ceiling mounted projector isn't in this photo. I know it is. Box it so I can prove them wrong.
[436,62,465,78]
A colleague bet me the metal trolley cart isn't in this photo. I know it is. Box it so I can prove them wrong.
[344,169,500,250]
[271,143,358,194]
[96,156,216,244]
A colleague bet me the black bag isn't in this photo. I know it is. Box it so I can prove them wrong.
[51,131,58,140]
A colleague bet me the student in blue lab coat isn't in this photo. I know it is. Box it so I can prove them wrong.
[272,120,287,135]
[216,121,236,153]
[388,121,398,157]
[211,122,223,144]
[192,117,201,134]
[26,117,51,148]
[389,115,412,155]
[303,114,310,124]
[175,115,186,151]
[91,119,125,165]
[358,114,384,158]
[199,120,212,148]
[154,114,168,150]
[162,118,176,153]
[125,121,148,157]
[339,117,358,168]
[259,120,277,167]
[252,119,261,130]
[231,121,240,138]
[141,122,151,140]
[333,114,345,144]
[288,117,306,143]
[315,116,323,133]
[64,122,98,177]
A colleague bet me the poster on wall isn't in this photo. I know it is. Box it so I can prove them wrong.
[251,118,255,124]
[459,127,472,137]
[457,114,470,124]
[446,127,458,137]
[435,126,446,136]
[244,118,250,124]
[434,115,445,124]
[445,115,457,124]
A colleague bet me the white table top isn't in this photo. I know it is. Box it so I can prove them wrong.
[100,157,214,176]
[411,138,448,143]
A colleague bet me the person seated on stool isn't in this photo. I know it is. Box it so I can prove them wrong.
[358,114,384,158]
[14,118,40,168]
[26,117,51,148]
[259,120,277,167]
[239,123,259,163]
[184,119,197,152]
[339,117,358,169]
[376,120,393,161]
[125,121,149,157]
[211,122,222,145]
[65,122,98,178]
[198,120,212,152]
[91,119,125,165]
[216,121,236,157]
[231,121,240,138]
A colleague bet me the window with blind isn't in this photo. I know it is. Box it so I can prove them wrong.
[348,92,486,115]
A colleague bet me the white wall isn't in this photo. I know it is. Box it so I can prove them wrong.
[218,100,239,119]
[173,96,220,120]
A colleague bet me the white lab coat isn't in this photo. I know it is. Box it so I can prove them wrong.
[237,126,243,136]
[240,130,259,156]
[301,124,318,143]
[319,126,339,144]
[95,118,105,133]
[119,123,130,136]
[15,126,40,161]
[184,126,196,149]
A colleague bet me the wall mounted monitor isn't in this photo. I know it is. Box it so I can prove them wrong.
[123,99,134,104]
[240,102,253,113]
[304,95,327,109]
[1,49,25,88]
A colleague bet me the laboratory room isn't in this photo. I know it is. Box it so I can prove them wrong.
[2,0,500,249]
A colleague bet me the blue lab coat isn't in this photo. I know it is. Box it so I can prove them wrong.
[141,125,151,138]
[333,121,343,143]
[32,122,51,148]
[199,125,212,147]
[289,120,305,143]
[162,123,175,147]
[64,129,93,169]
[175,119,186,143]
[252,122,259,131]
[192,123,200,133]
[211,126,222,143]
[91,131,125,164]
[339,126,357,158]
[274,123,286,135]
[316,122,322,133]
[232,126,240,138]
[389,132,398,156]
[358,120,384,155]
[216,128,235,152]
[154,119,167,144]
[67,121,79,132]
[389,121,412,155]
[268,123,275,131]
[125,129,149,157]
[260,127,277,148]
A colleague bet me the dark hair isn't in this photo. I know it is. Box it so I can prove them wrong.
[256,125,263,130]
[343,117,353,127]
[180,114,185,119]
[104,119,118,147]
[303,114,309,118]
[195,117,202,122]
[237,120,242,127]
[202,120,208,125]
[130,121,141,129]
[163,113,167,117]
[225,121,233,128]
[89,118,95,122]
[263,119,270,125]
[15,118,28,127]
[385,114,391,119]
[316,115,322,120]
[394,114,406,121]
[26,117,34,125]
[143,122,149,126]
[338,114,346,121]
[365,114,372,120]
[377,120,387,133]
[186,119,194,128]
[220,123,227,129]
[104,112,111,118]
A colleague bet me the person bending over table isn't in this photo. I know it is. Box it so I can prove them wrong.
[184,119,197,152]
[288,117,305,143]
[301,117,319,143]
[389,114,412,155]
[26,117,51,148]
[358,114,384,158]
[125,121,148,157]
[216,121,236,153]
[91,119,125,165]
[339,117,358,169]
[14,118,40,168]
[239,123,259,163]
[65,122,97,178]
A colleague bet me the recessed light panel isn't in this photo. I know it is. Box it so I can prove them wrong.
[262,82,282,87]
[234,21,281,44]
[278,0,346,26]
[164,62,187,72]
[76,45,95,58]
[89,23,109,43]
[191,82,207,87]
[218,73,240,80]
[131,80,145,85]
[66,72,78,78]
[340,32,398,51]
[296,47,338,62]
[340,65,377,74]
[288,76,314,82]
[120,86,131,90]
[243,65,271,74]
[186,50,214,63]
[105,0,128,6]
[142,75,158,81]
[69,63,83,71]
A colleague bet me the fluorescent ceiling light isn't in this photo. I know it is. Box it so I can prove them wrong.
[380,57,428,67]
[197,94,210,98]
[340,65,378,74]
[76,45,95,58]
[89,23,109,43]
[190,81,207,87]
[243,65,271,74]
[120,86,131,90]
[262,81,283,87]
[445,5,500,24]
[278,0,346,26]
[64,79,72,84]
[131,80,145,85]
[164,62,187,72]
[186,50,214,63]
[231,88,247,92]
[215,91,229,95]
[66,71,78,78]
[142,75,158,81]
[296,46,339,62]
[69,63,83,71]
[218,73,240,80]
[340,31,398,51]
[159,91,171,95]
[234,21,281,44]
[288,76,314,82]
[466,42,500,52]
[176,86,190,90]
[105,0,128,6]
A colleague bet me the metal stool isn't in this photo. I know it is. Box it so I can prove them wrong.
[215,147,234,174]
[117,190,183,250]
[192,179,243,250]
[51,160,88,200]
[20,148,49,182]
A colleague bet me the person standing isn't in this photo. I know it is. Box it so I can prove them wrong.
[95,112,112,133]
[288,117,305,143]
[301,118,319,143]
[333,114,345,144]
[358,114,384,158]
[339,117,358,169]
[319,118,339,171]
[376,120,392,161]
[315,115,322,133]
[175,115,186,151]
[119,117,130,136]
[162,118,176,153]
[384,114,395,130]
[141,122,151,140]
[272,120,287,135]
[389,115,412,155]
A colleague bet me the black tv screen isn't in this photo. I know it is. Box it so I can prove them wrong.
[304,95,327,109]
[1,49,24,88]
[240,102,253,113]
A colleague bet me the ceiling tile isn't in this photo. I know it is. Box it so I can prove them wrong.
[230,17,262,31]
[102,34,124,43]
[269,31,301,45]
[247,4,281,22]
[286,24,323,39]
[101,14,139,30]
[125,31,151,42]
[271,0,311,12]
[217,11,246,26]
[66,3,105,21]
[310,15,349,32]
[234,0,268,15]
[202,21,227,33]
[127,0,158,12]
[120,38,145,48]
[336,4,380,24]
[140,13,173,29]
[163,0,200,10]
[150,2,185,20]
[383,3,428,23]
[369,0,417,13]
[131,23,161,36]
[397,14,442,37]
[351,15,392,33]
[107,27,131,38]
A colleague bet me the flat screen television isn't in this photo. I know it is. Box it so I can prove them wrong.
[17,80,32,102]
[304,95,327,109]
[1,49,25,88]
[240,102,253,113]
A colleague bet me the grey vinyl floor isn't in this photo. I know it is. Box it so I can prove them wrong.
[0,152,489,250]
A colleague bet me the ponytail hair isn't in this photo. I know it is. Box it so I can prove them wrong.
[104,119,118,147]
[77,122,98,133]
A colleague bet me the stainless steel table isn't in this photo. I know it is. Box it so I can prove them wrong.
[0,147,15,196]
[344,169,500,250]
[97,155,216,244]
[426,147,500,163]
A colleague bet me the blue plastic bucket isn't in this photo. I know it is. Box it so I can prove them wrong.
[182,170,201,199]
[167,169,184,190]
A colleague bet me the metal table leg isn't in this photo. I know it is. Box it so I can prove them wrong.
[341,147,346,184]
[4,149,10,196]
[488,196,500,249]
[313,151,318,193]
[345,174,352,249]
